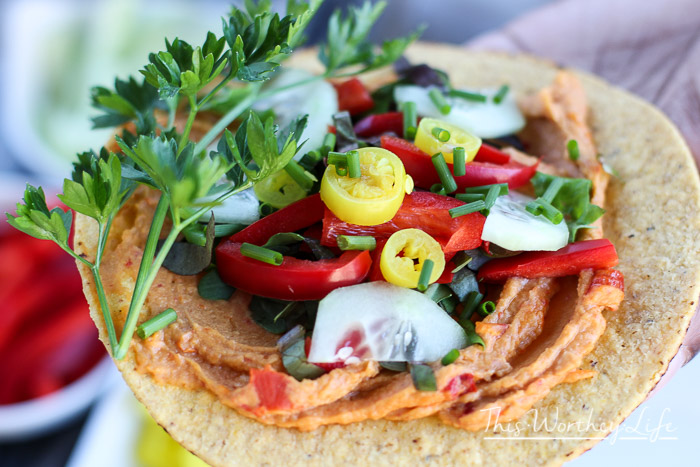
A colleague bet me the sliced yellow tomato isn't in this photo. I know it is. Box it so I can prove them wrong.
[380,228,445,289]
[320,147,414,226]
[414,118,482,163]
[254,170,307,209]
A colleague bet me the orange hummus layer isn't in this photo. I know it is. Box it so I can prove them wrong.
[100,71,624,431]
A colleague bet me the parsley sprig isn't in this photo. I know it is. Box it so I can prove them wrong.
[5,0,419,359]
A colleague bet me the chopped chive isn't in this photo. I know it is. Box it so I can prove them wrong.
[430,183,446,195]
[214,223,244,237]
[477,300,496,317]
[483,185,502,210]
[460,291,483,320]
[322,132,336,157]
[541,177,564,203]
[259,203,276,216]
[460,319,485,348]
[327,151,348,167]
[240,243,284,265]
[441,349,460,366]
[449,200,486,218]
[336,166,348,176]
[535,198,564,224]
[429,88,451,115]
[337,235,376,251]
[450,251,473,273]
[432,153,458,193]
[346,150,362,178]
[136,308,177,339]
[448,89,488,103]
[402,101,417,140]
[410,364,437,391]
[493,84,510,104]
[525,200,542,216]
[463,183,509,196]
[299,150,321,170]
[417,259,434,292]
[452,147,466,176]
[431,126,451,142]
[455,193,485,203]
[284,159,315,191]
[567,139,579,161]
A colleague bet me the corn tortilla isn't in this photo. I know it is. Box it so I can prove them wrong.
[75,43,700,466]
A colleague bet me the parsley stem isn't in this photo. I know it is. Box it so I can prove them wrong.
[178,95,199,154]
[194,88,260,153]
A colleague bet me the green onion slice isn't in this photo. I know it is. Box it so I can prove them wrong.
[136,308,177,339]
[493,84,510,104]
[455,193,485,203]
[460,291,483,321]
[441,349,460,365]
[410,363,438,391]
[402,101,417,140]
[431,126,451,142]
[300,150,322,170]
[431,153,458,194]
[567,139,580,161]
[346,150,362,178]
[322,132,337,157]
[430,183,446,196]
[460,319,485,348]
[428,88,451,115]
[453,146,466,176]
[448,89,488,103]
[337,235,376,251]
[449,200,486,218]
[417,258,434,292]
[240,243,284,265]
[541,177,564,204]
[477,300,496,317]
[483,185,502,210]
[463,183,509,196]
[284,159,316,191]
[327,151,348,167]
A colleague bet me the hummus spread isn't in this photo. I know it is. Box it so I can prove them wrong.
[100,71,624,432]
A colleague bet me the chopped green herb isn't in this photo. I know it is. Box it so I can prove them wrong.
[477,301,496,317]
[453,147,466,176]
[455,193,485,203]
[448,89,487,103]
[432,153,457,193]
[430,183,447,195]
[321,132,337,157]
[460,291,483,321]
[493,84,510,104]
[483,185,503,210]
[460,319,485,348]
[410,364,438,391]
[346,150,362,178]
[402,101,418,139]
[431,126,451,142]
[337,235,376,251]
[240,243,284,265]
[449,200,486,218]
[441,349,460,365]
[567,139,580,161]
[428,88,451,114]
[136,308,177,339]
[417,259,434,292]
[463,183,509,196]
[284,159,316,191]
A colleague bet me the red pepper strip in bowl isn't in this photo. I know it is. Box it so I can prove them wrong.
[230,194,325,245]
[477,239,619,282]
[322,191,486,254]
[216,242,372,301]
[354,111,404,138]
[381,135,537,190]
[334,78,374,115]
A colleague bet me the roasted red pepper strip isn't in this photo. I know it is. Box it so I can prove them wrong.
[216,242,372,301]
[354,111,404,138]
[477,239,619,282]
[334,78,374,115]
[230,194,325,245]
[322,191,486,253]
[381,135,536,189]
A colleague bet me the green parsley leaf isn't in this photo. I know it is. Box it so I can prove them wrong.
[6,185,72,247]
[90,76,160,134]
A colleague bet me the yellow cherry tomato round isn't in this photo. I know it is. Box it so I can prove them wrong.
[320,147,414,226]
[380,228,445,289]
[414,118,482,164]
[254,169,307,209]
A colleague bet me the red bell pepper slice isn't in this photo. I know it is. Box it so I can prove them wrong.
[334,78,374,115]
[474,143,511,164]
[216,242,372,301]
[354,111,404,138]
[380,135,536,190]
[230,194,325,245]
[477,239,619,282]
[322,191,485,253]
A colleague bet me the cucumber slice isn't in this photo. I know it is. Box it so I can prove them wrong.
[481,192,569,252]
[394,85,525,138]
[254,69,338,154]
[308,282,467,363]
